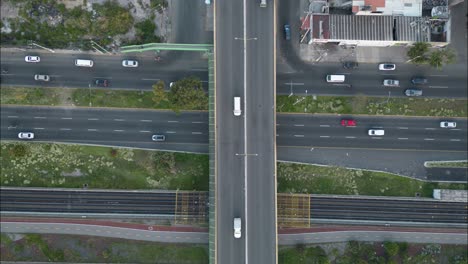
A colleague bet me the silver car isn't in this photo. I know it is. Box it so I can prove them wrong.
[440,121,456,128]
[152,134,165,142]
[383,79,399,87]
[404,88,422,97]
[34,74,50,82]
[122,60,139,67]
[18,132,34,139]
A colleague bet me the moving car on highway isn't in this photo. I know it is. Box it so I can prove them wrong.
[411,77,428,85]
[95,79,109,87]
[284,24,291,40]
[378,63,396,71]
[122,60,138,67]
[18,132,34,139]
[383,79,399,87]
[34,74,50,82]
[404,88,422,97]
[152,134,166,142]
[368,129,385,136]
[440,121,456,128]
[341,119,356,127]
[233,218,241,238]
[25,56,40,63]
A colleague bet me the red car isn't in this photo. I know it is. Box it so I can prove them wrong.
[341,119,356,127]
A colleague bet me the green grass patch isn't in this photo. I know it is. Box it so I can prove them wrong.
[277,95,468,117]
[277,163,467,197]
[0,142,209,190]
[425,161,468,168]
[1,233,208,263]
[1,87,62,105]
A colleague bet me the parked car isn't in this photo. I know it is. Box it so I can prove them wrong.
[383,79,400,87]
[152,134,166,142]
[411,77,428,85]
[95,79,109,87]
[25,56,40,63]
[404,88,422,97]
[368,129,385,136]
[378,63,396,71]
[284,24,291,40]
[343,61,358,69]
[18,132,34,139]
[340,119,356,127]
[440,121,457,128]
[122,60,138,67]
[34,74,50,82]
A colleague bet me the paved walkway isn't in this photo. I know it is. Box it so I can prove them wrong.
[1,218,466,245]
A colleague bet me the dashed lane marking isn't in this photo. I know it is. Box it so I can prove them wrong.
[34,116,46,119]
[87,129,98,131]
[140,120,152,122]
[398,138,409,140]
[294,135,304,137]
[60,128,72,131]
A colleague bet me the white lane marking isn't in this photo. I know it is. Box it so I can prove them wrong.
[424,138,435,141]
[398,127,408,129]
[192,132,203,135]
[34,116,46,119]
[450,139,461,141]
[192,121,203,124]
[320,125,330,127]
[33,128,44,130]
[139,130,151,133]
[320,136,330,138]
[294,124,304,127]
[114,119,125,121]
[425,128,436,130]
[429,74,448,77]
[428,86,448,89]
[166,131,176,134]
[371,137,382,139]
[168,121,179,123]
[61,117,72,120]
[284,82,305,85]
[294,135,304,137]
[450,129,461,131]
[87,129,98,131]
[345,136,356,139]
[114,130,124,132]
[141,78,160,81]
[60,128,72,131]
[88,118,99,121]
[7,116,18,118]
[140,120,152,122]
[398,138,409,140]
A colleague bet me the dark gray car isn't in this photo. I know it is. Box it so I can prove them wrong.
[411,77,428,85]
[405,88,423,96]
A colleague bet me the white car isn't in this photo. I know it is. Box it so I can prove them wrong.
[383,79,399,87]
[233,218,241,238]
[18,132,34,139]
[378,63,396,71]
[368,129,385,136]
[122,60,138,67]
[152,134,166,142]
[25,56,40,63]
[34,74,50,82]
[440,121,456,128]
[205,0,211,4]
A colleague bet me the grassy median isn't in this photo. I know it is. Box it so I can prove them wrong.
[0,142,209,190]
[277,163,467,197]
[277,95,468,117]
[1,233,208,263]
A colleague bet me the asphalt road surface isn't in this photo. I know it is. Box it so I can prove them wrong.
[0,50,208,90]
[2,106,466,153]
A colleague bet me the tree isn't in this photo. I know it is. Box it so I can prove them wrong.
[407,42,430,63]
[383,241,399,257]
[429,48,456,68]
[168,77,208,113]
[152,80,167,105]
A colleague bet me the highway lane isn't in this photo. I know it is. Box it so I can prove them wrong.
[215,0,246,263]
[277,115,468,151]
[277,63,468,98]
[1,106,466,152]
[1,106,208,149]
[0,50,208,90]
[246,0,277,263]
[2,188,466,224]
